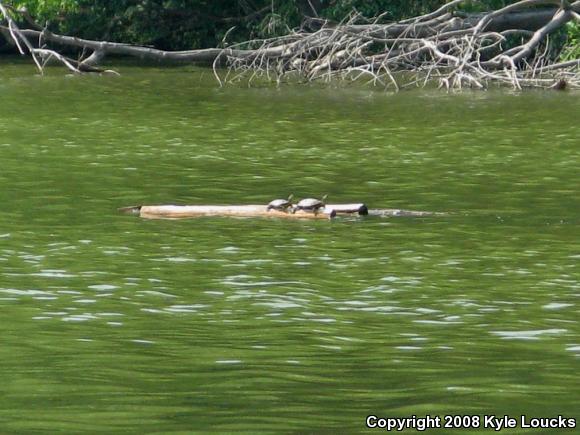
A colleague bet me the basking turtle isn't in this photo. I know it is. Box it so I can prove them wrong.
[294,195,328,213]
[267,194,294,212]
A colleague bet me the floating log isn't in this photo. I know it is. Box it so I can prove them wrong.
[119,205,336,220]
[118,204,443,219]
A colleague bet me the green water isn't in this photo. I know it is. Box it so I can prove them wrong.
[0,62,579,433]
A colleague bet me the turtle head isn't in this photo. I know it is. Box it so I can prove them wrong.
[287,194,294,202]
[321,194,328,204]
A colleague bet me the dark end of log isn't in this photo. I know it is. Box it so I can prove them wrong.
[326,203,368,215]
[118,205,142,215]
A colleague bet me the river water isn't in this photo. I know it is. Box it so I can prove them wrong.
[0,61,578,433]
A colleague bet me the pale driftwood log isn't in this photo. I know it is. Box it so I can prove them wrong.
[121,205,336,220]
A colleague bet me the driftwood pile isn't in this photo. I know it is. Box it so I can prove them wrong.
[1,0,579,90]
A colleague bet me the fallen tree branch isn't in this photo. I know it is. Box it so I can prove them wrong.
[1,0,579,89]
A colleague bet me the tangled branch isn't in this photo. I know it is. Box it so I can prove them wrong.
[1,0,579,90]
[219,0,580,90]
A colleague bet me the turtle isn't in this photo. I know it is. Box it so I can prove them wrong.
[294,194,328,214]
[266,194,294,212]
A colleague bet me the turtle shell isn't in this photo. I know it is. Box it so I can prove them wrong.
[297,198,324,209]
[297,198,324,208]
[267,196,293,210]
[268,199,291,208]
